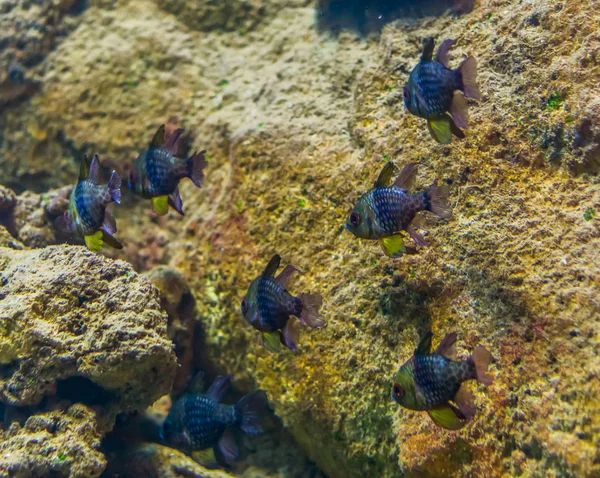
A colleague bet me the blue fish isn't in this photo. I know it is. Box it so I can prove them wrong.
[241,254,324,352]
[161,373,266,464]
[56,155,122,251]
[404,37,481,144]
[129,124,207,215]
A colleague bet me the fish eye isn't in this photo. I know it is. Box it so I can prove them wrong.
[403,87,409,101]
[392,383,403,399]
[241,298,248,315]
[350,212,361,227]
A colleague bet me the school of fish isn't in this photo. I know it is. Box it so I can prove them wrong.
[54,36,493,463]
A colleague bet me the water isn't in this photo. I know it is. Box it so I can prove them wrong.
[0,0,598,477]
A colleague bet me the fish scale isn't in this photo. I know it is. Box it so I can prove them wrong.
[181,394,237,449]
[144,148,182,196]
[370,187,427,236]
[256,276,299,331]
[73,181,107,232]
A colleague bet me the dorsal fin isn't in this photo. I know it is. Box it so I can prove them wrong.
[421,37,435,61]
[88,154,100,183]
[206,375,232,402]
[435,39,455,67]
[262,254,281,277]
[394,162,419,190]
[150,124,166,148]
[374,161,396,188]
[414,331,433,356]
[435,332,457,359]
[79,155,90,180]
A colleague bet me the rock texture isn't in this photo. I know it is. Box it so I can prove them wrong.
[0,0,599,477]
[0,404,105,478]
[0,245,176,409]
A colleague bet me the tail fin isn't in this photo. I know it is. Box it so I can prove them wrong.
[426,179,452,219]
[458,56,480,100]
[236,390,267,435]
[471,345,493,385]
[299,293,324,328]
[107,171,121,204]
[187,150,208,188]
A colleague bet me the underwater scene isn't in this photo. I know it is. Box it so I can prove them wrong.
[0,0,599,476]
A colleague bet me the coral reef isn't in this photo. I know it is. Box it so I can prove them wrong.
[0,405,105,478]
[0,0,598,476]
[0,245,176,410]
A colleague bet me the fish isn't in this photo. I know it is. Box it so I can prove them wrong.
[345,161,452,258]
[241,254,325,353]
[403,37,481,144]
[391,331,493,430]
[128,124,208,215]
[160,372,266,464]
[55,154,123,251]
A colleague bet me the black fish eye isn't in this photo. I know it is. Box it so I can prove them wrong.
[350,212,361,227]
[241,298,248,315]
[392,383,403,399]
[403,87,409,100]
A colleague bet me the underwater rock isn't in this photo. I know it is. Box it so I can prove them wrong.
[0,404,105,478]
[104,442,235,478]
[0,186,16,216]
[0,245,177,410]
[0,185,72,248]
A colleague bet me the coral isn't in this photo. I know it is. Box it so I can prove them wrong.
[0,405,105,478]
[0,245,176,411]
[0,0,598,476]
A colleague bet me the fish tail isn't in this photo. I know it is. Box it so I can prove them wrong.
[107,170,122,204]
[187,150,208,188]
[235,390,267,435]
[299,293,325,328]
[458,56,481,100]
[425,179,452,219]
[470,345,493,385]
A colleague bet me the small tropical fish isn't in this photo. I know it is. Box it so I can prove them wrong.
[161,372,266,464]
[403,37,481,144]
[346,161,451,257]
[56,155,122,251]
[241,254,324,352]
[391,331,493,430]
[128,124,207,215]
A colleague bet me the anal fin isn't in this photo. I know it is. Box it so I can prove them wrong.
[168,188,184,215]
[152,195,169,215]
[427,403,468,430]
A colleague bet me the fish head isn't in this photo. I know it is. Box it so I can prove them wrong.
[346,194,376,239]
[127,152,148,194]
[391,363,417,408]
[403,73,424,117]
[160,400,191,449]
[241,279,261,329]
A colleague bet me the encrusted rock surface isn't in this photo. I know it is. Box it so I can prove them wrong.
[0,245,177,409]
[0,0,598,477]
[0,404,105,478]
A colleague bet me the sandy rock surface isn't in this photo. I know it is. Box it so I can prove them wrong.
[0,245,176,410]
[0,0,598,476]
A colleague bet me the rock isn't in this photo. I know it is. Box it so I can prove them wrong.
[104,442,235,478]
[0,245,177,412]
[0,404,105,478]
[0,185,16,216]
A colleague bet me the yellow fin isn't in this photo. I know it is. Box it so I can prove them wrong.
[152,196,169,215]
[380,234,406,257]
[84,230,104,251]
[427,117,452,144]
[261,331,281,353]
[427,404,468,430]
[191,448,216,466]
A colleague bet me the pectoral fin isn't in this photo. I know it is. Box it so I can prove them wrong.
[380,234,408,257]
[261,331,282,353]
[152,195,169,215]
[84,230,104,251]
[427,403,468,430]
